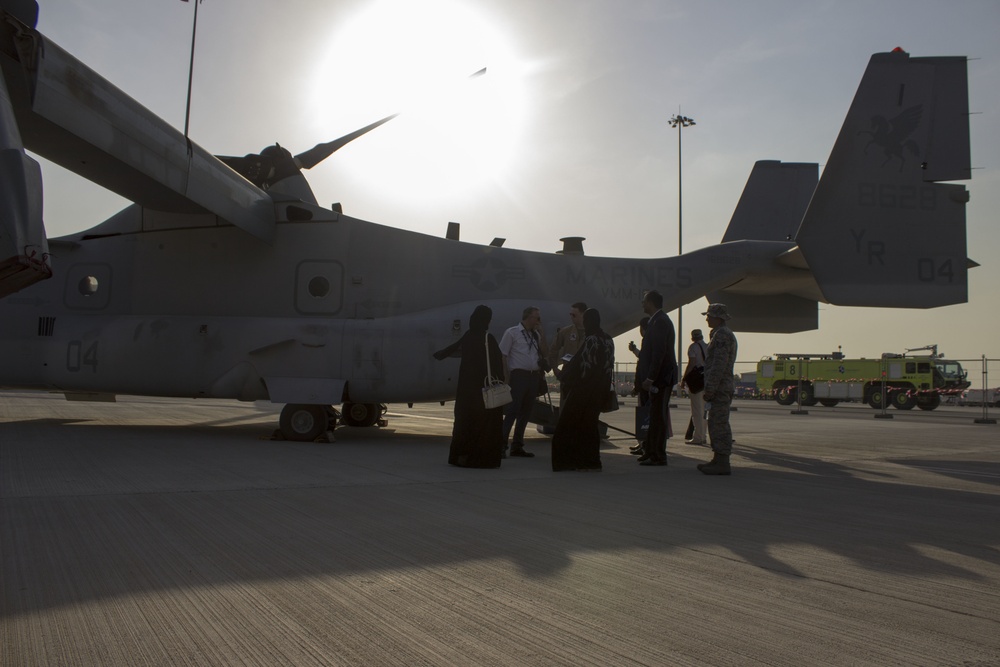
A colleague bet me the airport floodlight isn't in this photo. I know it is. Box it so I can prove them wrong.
[669,114,696,368]
[668,115,696,129]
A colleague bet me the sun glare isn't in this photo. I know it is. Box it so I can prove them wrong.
[308,0,527,202]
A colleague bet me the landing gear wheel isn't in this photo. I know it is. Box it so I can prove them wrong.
[819,399,839,407]
[342,402,381,427]
[279,404,333,441]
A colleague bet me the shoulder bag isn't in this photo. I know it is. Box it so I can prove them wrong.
[684,341,707,394]
[482,334,513,409]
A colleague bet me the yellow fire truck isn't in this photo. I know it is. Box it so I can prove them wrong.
[756,346,970,411]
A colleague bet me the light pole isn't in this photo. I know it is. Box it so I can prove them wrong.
[668,114,695,374]
[183,0,203,140]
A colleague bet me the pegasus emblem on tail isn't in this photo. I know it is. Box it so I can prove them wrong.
[859,105,923,171]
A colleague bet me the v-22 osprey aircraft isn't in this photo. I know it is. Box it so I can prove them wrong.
[0,1,974,440]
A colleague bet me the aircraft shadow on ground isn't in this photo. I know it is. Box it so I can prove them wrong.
[887,459,1000,487]
[0,417,96,427]
[2,423,999,614]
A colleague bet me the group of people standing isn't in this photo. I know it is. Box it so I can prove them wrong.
[433,292,737,475]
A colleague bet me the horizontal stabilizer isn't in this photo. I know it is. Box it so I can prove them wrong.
[704,292,817,333]
[796,51,970,308]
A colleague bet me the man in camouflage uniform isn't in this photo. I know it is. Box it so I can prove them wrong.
[549,302,588,402]
[698,303,738,475]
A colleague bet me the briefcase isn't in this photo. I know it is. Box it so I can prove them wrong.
[530,389,559,432]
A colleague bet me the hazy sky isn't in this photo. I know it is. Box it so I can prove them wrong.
[31,0,1000,377]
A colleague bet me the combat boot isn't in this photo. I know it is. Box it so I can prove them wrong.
[699,453,731,476]
[696,453,719,472]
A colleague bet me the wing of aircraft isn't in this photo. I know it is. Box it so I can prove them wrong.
[0,0,48,295]
[0,11,276,244]
[0,3,974,439]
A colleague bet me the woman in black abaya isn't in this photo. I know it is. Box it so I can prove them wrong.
[433,305,505,468]
[551,308,614,471]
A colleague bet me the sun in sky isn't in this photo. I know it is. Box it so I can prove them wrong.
[308,0,528,203]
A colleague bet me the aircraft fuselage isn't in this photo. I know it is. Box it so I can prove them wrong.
[0,201,796,405]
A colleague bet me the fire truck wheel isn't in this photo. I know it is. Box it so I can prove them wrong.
[795,385,817,406]
[775,386,796,406]
[917,394,942,411]
[891,390,916,410]
[867,387,886,409]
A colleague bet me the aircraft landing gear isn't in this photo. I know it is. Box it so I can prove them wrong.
[277,403,385,439]
[279,404,337,441]
[341,402,387,428]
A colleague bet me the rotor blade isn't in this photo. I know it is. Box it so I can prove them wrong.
[294,113,398,170]
[294,67,485,170]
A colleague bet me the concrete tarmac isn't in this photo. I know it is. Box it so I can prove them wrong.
[2,392,999,666]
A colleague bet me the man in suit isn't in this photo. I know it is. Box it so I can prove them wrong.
[637,290,677,466]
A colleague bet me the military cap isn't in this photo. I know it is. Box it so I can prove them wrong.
[701,303,731,320]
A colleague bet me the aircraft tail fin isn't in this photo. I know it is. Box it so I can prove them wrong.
[708,161,820,333]
[722,161,817,243]
[795,50,971,308]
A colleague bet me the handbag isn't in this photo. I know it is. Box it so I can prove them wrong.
[684,341,707,394]
[537,372,549,396]
[482,334,513,409]
[531,387,558,428]
[685,366,705,394]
